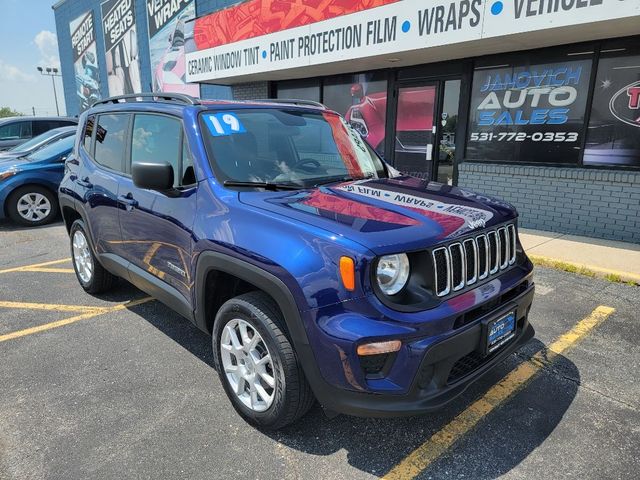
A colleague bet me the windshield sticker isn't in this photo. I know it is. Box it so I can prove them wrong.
[203,112,246,136]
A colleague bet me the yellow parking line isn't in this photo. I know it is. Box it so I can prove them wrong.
[22,267,76,273]
[0,258,70,274]
[0,300,105,313]
[382,305,615,480]
[0,297,153,343]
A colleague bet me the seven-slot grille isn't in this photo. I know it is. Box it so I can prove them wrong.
[432,224,517,297]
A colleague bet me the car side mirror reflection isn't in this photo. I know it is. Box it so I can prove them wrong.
[132,161,174,192]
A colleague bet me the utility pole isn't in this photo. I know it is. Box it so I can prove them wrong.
[32,107,35,116]
[37,66,62,116]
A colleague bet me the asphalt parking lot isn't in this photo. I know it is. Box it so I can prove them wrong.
[1,220,639,480]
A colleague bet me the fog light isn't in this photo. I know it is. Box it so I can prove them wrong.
[357,340,401,356]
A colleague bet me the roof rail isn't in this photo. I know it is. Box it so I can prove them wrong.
[92,93,200,107]
[253,98,326,109]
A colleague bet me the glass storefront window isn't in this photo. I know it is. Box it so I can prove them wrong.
[323,72,388,155]
[437,79,461,185]
[466,56,592,164]
[276,78,321,102]
[584,48,640,167]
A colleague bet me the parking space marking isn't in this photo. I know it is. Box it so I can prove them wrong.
[383,305,616,480]
[0,258,70,274]
[0,297,153,343]
[0,300,106,313]
[23,267,75,273]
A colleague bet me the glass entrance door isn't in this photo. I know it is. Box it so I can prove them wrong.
[393,79,461,184]
[393,84,438,180]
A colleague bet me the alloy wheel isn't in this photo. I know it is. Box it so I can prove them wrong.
[220,318,276,412]
[72,230,93,283]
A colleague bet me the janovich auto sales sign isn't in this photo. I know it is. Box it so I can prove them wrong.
[185,0,640,83]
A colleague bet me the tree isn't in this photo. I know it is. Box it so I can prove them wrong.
[0,107,23,118]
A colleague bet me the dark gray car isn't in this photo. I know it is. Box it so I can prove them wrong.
[0,117,77,151]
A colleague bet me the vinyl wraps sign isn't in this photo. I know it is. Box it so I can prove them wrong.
[101,0,142,95]
[146,0,199,96]
[70,10,101,111]
[185,0,640,83]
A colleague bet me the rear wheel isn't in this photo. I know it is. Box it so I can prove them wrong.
[7,186,58,227]
[213,291,315,429]
[70,219,117,294]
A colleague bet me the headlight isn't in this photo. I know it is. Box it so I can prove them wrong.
[348,108,369,137]
[0,167,18,181]
[376,253,410,295]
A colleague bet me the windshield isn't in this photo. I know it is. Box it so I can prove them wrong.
[27,135,74,162]
[8,129,65,153]
[199,109,387,187]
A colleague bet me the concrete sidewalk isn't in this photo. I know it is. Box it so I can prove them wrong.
[519,228,640,283]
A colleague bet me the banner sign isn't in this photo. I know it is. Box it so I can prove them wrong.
[70,10,101,112]
[101,0,142,95]
[185,0,640,83]
[146,0,199,96]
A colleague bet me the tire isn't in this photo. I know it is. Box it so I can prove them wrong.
[69,219,117,294]
[7,185,58,227]
[212,291,315,430]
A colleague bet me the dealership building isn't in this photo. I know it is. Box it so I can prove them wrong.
[53,0,640,243]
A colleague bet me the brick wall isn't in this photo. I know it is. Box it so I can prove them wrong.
[458,163,640,244]
[231,82,270,100]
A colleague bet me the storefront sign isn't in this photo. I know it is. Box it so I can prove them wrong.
[69,10,101,112]
[185,0,639,83]
[101,0,142,95]
[466,59,592,164]
[146,0,199,96]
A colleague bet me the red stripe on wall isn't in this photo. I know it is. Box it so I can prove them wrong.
[194,0,399,50]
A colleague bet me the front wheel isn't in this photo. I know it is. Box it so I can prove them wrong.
[7,186,58,227]
[212,291,315,430]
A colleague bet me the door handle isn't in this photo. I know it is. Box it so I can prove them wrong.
[118,192,138,211]
[76,176,93,188]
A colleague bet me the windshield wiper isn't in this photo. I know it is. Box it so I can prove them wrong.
[223,180,302,191]
[312,175,354,187]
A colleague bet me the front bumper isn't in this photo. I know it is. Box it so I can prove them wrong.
[301,280,535,417]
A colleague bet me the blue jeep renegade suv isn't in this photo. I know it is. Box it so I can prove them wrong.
[59,93,535,429]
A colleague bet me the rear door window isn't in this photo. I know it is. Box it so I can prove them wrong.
[94,113,130,172]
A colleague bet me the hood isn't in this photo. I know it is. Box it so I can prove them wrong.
[239,176,518,255]
[0,151,27,161]
[0,155,27,169]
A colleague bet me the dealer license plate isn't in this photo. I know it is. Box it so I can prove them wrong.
[486,310,516,354]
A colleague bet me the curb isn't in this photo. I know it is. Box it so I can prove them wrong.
[529,254,640,285]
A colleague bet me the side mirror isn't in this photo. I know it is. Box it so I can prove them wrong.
[132,161,174,191]
[350,83,364,100]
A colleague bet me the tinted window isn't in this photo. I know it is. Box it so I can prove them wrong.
[7,128,65,152]
[131,114,182,187]
[83,116,95,151]
[584,48,640,167]
[94,113,129,172]
[0,121,31,140]
[33,120,58,136]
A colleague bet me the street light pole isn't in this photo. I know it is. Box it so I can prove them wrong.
[37,66,62,116]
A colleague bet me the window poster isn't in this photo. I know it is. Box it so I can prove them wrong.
[466,59,592,164]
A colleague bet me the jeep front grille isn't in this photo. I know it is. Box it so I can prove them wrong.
[432,224,517,297]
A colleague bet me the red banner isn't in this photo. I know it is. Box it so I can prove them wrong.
[194,0,398,50]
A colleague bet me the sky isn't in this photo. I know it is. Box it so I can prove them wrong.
[0,0,67,116]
